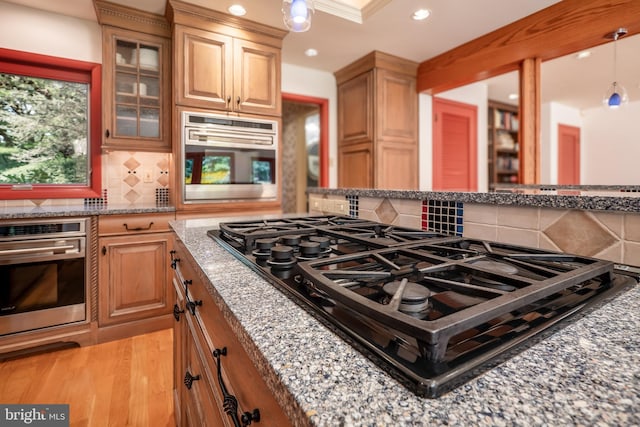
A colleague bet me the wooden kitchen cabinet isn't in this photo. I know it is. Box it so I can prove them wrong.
[96,1,172,152]
[171,237,292,427]
[336,51,419,189]
[169,1,286,117]
[97,213,174,341]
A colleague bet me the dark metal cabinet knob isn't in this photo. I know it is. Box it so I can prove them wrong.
[183,370,200,390]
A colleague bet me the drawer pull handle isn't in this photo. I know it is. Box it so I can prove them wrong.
[183,370,200,390]
[170,250,179,269]
[173,304,184,321]
[186,299,202,315]
[213,347,261,427]
[123,222,154,231]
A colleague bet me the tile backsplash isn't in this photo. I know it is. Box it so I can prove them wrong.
[0,152,171,208]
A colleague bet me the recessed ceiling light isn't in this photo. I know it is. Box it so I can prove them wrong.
[412,9,431,21]
[508,93,519,100]
[228,4,246,16]
[575,50,591,59]
[305,48,318,57]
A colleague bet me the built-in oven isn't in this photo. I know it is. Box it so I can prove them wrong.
[181,111,279,203]
[0,218,88,336]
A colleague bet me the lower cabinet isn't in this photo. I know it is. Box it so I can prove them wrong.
[172,237,291,427]
[97,214,174,340]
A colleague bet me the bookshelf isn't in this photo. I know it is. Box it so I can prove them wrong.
[488,100,520,187]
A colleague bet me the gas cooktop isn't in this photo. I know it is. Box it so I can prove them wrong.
[208,215,637,397]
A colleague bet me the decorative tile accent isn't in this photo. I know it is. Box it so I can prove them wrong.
[124,172,140,187]
[123,157,141,171]
[346,195,359,218]
[422,200,463,236]
[156,158,169,171]
[543,211,617,257]
[375,198,398,223]
[84,189,108,207]
[157,170,169,187]
[124,189,141,204]
[155,188,169,206]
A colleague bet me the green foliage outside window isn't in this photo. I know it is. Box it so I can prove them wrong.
[0,73,89,185]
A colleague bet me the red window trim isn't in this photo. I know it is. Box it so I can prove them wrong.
[0,48,102,200]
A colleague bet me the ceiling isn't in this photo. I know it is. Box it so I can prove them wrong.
[3,0,640,110]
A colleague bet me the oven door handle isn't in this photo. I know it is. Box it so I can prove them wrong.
[0,244,76,256]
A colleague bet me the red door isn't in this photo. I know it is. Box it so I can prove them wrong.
[558,124,580,184]
[433,98,477,191]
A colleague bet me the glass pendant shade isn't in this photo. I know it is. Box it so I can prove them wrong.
[282,0,314,32]
[603,82,629,108]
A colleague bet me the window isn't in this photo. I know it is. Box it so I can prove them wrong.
[0,48,101,199]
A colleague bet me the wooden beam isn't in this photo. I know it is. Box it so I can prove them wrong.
[417,0,640,94]
[519,58,540,184]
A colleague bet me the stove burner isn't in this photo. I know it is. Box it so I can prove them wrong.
[470,259,519,275]
[298,241,321,260]
[281,235,302,248]
[383,279,431,314]
[252,238,278,258]
[309,235,331,249]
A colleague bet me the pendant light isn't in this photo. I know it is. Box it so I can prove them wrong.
[282,0,314,32]
[602,27,629,109]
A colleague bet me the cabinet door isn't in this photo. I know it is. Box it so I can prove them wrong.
[233,39,281,116]
[99,232,173,326]
[103,27,171,152]
[338,142,373,188]
[375,141,418,189]
[175,25,233,110]
[338,72,373,144]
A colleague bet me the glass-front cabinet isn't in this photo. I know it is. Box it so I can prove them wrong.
[103,27,170,152]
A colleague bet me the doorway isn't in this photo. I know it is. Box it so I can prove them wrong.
[432,97,478,191]
[282,93,328,213]
[558,124,580,184]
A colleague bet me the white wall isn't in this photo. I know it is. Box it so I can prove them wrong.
[281,63,338,188]
[581,101,640,184]
[418,93,433,190]
[0,1,101,63]
[540,102,582,184]
[425,81,490,192]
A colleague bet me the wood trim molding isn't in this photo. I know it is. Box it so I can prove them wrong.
[335,50,418,84]
[417,0,640,94]
[166,0,287,48]
[93,0,171,38]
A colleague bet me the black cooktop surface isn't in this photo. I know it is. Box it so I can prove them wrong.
[208,215,636,397]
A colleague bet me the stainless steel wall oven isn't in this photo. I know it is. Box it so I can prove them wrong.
[181,111,279,203]
[0,218,88,336]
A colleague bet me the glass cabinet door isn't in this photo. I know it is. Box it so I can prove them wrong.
[113,39,161,139]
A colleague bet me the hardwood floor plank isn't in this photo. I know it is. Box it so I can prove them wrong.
[0,329,175,427]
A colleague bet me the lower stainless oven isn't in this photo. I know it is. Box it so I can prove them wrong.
[181,111,279,203]
[0,218,88,336]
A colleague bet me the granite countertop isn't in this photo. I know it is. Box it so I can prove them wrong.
[307,188,640,213]
[172,218,640,426]
[0,203,175,219]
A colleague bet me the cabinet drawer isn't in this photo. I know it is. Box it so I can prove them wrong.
[98,213,173,236]
[183,317,226,427]
[173,241,291,427]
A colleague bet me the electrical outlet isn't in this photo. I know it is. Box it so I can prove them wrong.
[143,169,153,183]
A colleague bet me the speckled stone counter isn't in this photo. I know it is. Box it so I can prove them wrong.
[0,203,175,219]
[307,188,640,212]
[171,217,640,427]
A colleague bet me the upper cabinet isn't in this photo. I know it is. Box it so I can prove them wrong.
[168,0,286,117]
[95,1,172,152]
[335,51,419,190]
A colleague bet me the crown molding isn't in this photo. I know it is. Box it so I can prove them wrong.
[314,0,391,24]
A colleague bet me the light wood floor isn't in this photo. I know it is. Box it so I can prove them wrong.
[0,328,175,427]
